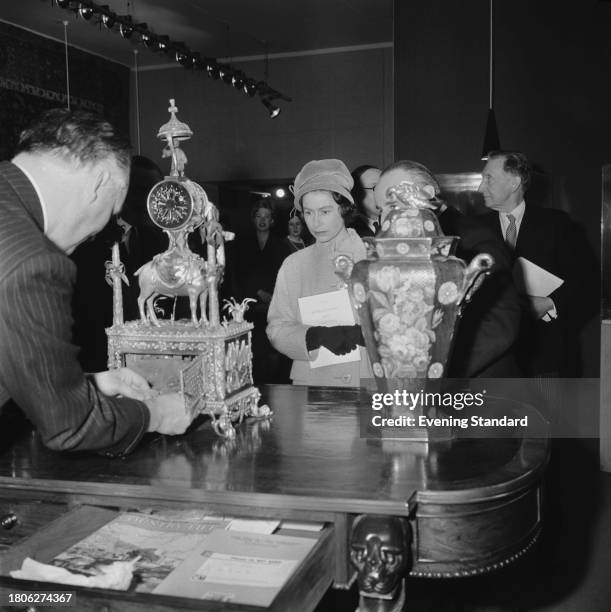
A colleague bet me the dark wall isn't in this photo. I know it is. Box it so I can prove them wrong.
[134,47,394,183]
[395,0,611,376]
[0,21,130,160]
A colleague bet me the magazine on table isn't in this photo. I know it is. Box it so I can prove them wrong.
[153,528,316,606]
[52,511,279,593]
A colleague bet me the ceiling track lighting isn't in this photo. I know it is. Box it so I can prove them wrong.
[257,85,292,104]
[141,33,155,48]
[231,71,245,90]
[190,52,205,70]
[119,17,134,39]
[175,51,189,66]
[157,36,169,52]
[261,97,280,119]
[206,61,220,80]
[218,65,234,84]
[174,44,191,67]
[139,26,158,49]
[243,79,258,97]
[78,2,94,20]
[53,0,291,117]
[98,4,114,28]
[101,13,115,29]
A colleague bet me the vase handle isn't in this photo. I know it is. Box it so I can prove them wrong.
[334,254,355,283]
[459,253,494,306]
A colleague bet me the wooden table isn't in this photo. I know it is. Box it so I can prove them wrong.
[0,385,549,611]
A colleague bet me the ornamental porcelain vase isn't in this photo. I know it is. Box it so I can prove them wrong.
[335,182,493,395]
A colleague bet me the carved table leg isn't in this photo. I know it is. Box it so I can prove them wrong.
[350,514,412,612]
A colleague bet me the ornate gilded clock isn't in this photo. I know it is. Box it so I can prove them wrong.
[147,179,193,230]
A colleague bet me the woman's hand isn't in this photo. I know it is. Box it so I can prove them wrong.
[306,325,365,355]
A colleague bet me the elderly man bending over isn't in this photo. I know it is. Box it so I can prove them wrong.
[0,109,192,455]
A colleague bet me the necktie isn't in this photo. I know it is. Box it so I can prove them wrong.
[121,227,131,254]
[505,214,517,249]
[372,220,380,234]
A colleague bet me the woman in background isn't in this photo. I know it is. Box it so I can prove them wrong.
[233,198,289,383]
[267,159,372,387]
[283,208,309,253]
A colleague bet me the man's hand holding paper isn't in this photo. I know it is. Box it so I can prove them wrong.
[513,257,564,322]
[525,295,556,321]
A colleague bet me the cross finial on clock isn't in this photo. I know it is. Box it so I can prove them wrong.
[168,99,178,115]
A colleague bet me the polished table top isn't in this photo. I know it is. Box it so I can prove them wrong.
[0,386,548,516]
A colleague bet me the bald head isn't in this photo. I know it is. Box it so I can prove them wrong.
[374,161,440,212]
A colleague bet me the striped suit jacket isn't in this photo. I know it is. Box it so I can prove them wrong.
[0,162,149,454]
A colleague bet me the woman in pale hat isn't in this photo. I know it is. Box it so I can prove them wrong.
[267,159,373,387]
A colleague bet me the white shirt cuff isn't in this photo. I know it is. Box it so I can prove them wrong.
[542,303,558,322]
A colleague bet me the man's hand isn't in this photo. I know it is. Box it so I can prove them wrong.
[92,368,156,401]
[525,295,555,319]
[144,393,194,435]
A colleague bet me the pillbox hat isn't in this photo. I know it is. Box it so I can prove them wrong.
[291,159,354,210]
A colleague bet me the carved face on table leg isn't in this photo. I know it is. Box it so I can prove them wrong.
[350,514,411,596]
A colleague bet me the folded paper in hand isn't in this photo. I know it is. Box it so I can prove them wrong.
[513,257,564,297]
[298,288,360,368]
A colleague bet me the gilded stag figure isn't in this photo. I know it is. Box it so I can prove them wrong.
[135,249,209,326]
[135,199,225,327]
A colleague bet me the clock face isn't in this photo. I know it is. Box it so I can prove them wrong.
[147,180,193,230]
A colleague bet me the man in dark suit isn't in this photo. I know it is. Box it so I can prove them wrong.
[350,165,382,238]
[0,109,192,454]
[478,151,587,376]
[374,160,521,377]
[71,156,165,371]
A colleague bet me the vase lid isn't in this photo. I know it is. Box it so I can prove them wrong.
[377,181,443,239]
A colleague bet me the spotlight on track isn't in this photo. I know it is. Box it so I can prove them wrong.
[243,79,258,97]
[141,30,156,49]
[191,52,205,70]
[101,11,115,29]
[78,3,94,20]
[261,97,281,118]
[119,18,134,39]
[157,35,169,52]
[232,71,245,90]
[175,45,191,67]
[219,65,233,84]
[206,61,220,79]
